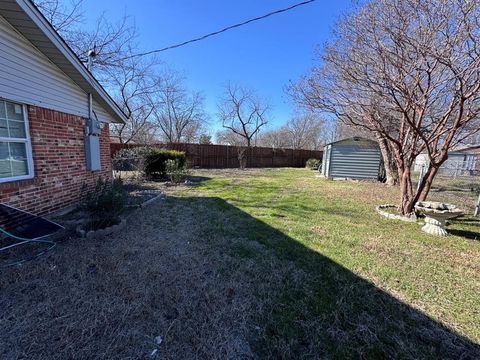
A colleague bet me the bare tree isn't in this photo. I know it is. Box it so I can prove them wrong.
[35,0,84,32]
[285,113,326,150]
[34,0,137,77]
[66,15,137,76]
[107,58,160,144]
[215,129,247,146]
[34,0,161,144]
[258,127,291,149]
[153,73,207,143]
[258,114,326,150]
[218,83,269,147]
[292,0,480,214]
[218,83,269,168]
[198,134,212,145]
[35,0,207,147]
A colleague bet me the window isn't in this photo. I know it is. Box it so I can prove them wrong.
[0,100,34,182]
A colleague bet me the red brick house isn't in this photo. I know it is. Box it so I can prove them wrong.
[0,0,128,215]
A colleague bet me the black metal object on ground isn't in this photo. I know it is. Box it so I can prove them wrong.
[0,204,63,266]
[0,203,63,240]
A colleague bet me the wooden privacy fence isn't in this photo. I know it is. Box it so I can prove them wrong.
[111,143,323,169]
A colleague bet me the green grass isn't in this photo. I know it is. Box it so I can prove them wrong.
[172,168,480,358]
[2,168,478,359]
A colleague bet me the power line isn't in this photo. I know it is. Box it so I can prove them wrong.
[120,0,316,60]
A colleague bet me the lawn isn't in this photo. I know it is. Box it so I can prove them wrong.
[1,168,479,359]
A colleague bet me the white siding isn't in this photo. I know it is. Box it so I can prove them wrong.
[0,15,113,122]
[92,99,112,123]
[414,152,477,176]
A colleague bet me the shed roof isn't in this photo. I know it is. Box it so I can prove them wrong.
[325,137,378,146]
[0,0,127,123]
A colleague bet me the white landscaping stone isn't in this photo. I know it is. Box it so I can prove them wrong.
[375,204,417,222]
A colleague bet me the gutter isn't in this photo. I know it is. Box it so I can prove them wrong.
[8,0,128,124]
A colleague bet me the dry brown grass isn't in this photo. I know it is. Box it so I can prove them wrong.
[1,197,264,359]
[1,190,310,359]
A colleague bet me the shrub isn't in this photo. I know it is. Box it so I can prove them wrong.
[112,146,152,172]
[82,178,127,230]
[165,159,190,184]
[306,158,321,170]
[144,149,186,179]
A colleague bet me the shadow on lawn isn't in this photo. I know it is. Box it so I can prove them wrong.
[1,194,479,359]
[450,218,480,240]
[448,228,480,240]
[191,196,480,359]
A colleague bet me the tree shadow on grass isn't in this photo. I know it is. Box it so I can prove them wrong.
[448,229,480,241]
[1,195,479,359]
[188,196,480,359]
[449,218,480,240]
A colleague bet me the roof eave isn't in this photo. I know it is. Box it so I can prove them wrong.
[0,0,127,124]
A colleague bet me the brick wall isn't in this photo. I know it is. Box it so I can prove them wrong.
[0,105,112,215]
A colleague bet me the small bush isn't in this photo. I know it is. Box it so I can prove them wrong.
[144,149,186,179]
[165,159,190,184]
[306,158,321,170]
[82,178,127,230]
[112,147,152,172]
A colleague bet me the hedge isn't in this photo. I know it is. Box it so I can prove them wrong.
[144,149,187,179]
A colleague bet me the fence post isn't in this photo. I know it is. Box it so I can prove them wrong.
[475,193,480,217]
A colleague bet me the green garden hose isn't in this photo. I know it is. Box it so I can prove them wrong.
[0,227,56,267]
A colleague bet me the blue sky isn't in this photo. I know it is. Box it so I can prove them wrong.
[83,0,351,133]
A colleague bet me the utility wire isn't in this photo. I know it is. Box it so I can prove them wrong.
[120,0,316,60]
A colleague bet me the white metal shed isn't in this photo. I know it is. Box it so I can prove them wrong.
[321,137,383,180]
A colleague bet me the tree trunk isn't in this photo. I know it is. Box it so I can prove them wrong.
[237,147,247,169]
[376,133,398,185]
[398,162,441,215]
[415,164,440,203]
[398,166,415,215]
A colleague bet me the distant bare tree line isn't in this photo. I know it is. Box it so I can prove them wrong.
[215,83,328,151]
[257,113,327,151]
[35,0,332,154]
[34,0,208,145]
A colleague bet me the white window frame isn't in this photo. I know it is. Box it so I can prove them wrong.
[0,101,34,183]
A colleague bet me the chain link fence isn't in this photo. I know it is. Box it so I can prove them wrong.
[111,155,146,185]
[413,158,480,216]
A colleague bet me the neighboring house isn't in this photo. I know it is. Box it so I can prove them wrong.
[0,0,127,215]
[460,144,480,157]
[414,149,478,176]
[321,137,383,180]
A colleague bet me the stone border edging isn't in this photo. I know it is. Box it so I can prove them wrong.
[76,191,165,238]
[138,193,165,208]
[375,204,417,222]
[77,218,127,239]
